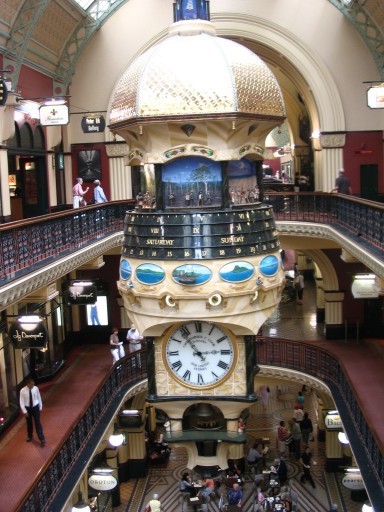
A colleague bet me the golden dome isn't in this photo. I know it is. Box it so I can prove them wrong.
[109,21,286,125]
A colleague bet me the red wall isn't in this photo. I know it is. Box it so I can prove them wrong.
[71,143,111,203]
[343,131,384,195]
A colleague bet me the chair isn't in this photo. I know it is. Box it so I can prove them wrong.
[179,492,190,512]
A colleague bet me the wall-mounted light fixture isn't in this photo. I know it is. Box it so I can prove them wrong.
[17,315,42,331]
[71,492,91,512]
[338,432,349,444]
[109,424,125,447]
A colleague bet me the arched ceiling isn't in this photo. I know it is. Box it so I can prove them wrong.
[0,0,383,97]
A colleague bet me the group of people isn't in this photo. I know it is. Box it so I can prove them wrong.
[109,323,144,364]
[72,177,108,208]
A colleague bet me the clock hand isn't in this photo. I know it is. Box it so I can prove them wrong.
[187,340,206,361]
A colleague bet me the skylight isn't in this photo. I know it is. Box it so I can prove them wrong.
[72,0,120,21]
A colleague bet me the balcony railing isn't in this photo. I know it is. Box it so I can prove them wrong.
[15,339,384,512]
[0,194,383,286]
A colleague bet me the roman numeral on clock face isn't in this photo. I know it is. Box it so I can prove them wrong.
[194,321,202,332]
[168,351,179,356]
[198,374,204,384]
[172,361,182,371]
[183,370,191,381]
[180,326,190,337]
[217,360,229,370]
[221,350,231,355]
[216,336,227,343]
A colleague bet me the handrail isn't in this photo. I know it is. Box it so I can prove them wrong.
[15,340,384,512]
[255,337,384,509]
[16,350,147,512]
[0,194,382,287]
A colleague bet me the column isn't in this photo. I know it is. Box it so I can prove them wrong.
[318,133,345,192]
[105,143,130,200]
[324,291,345,339]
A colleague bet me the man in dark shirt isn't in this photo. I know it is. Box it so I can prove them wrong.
[300,447,316,488]
[331,169,352,195]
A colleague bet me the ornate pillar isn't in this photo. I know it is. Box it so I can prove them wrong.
[105,142,130,200]
[0,92,17,221]
[317,133,345,192]
[315,274,325,322]
[324,291,345,339]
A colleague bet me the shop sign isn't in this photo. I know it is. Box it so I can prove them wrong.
[8,322,48,349]
[81,115,106,133]
[66,283,97,305]
[39,104,69,126]
[0,79,8,106]
[324,412,342,430]
[342,473,365,490]
[367,85,384,109]
[88,474,117,491]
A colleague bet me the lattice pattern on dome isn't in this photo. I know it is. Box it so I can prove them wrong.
[110,32,285,124]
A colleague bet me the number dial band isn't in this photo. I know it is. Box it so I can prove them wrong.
[163,321,237,389]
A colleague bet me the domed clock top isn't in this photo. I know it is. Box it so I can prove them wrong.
[163,321,237,389]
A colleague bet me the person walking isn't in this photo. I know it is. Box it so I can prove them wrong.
[300,412,314,446]
[19,378,46,446]
[93,179,107,203]
[146,493,162,512]
[300,446,316,488]
[110,327,124,363]
[72,177,89,208]
[330,168,352,195]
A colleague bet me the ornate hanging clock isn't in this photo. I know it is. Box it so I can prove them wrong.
[163,321,238,389]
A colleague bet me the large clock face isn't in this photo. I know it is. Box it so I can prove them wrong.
[163,321,237,389]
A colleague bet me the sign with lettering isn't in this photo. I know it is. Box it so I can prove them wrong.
[88,474,117,491]
[66,284,97,305]
[0,79,8,106]
[367,85,384,109]
[324,412,343,430]
[9,322,48,349]
[81,115,106,133]
[39,104,69,126]
[342,473,365,490]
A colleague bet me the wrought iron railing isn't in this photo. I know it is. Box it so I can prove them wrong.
[15,339,384,512]
[0,200,135,282]
[0,194,383,284]
[16,351,147,512]
[256,337,384,510]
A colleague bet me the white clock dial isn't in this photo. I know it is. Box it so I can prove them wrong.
[163,321,237,388]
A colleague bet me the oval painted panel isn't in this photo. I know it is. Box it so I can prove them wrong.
[259,255,279,276]
[136,263,165,285]
[172,264,212,286]
[219,261,254,283]
[120,259,132,280]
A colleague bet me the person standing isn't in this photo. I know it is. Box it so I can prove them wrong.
[300,412,314,446]
[277,420,288,457]
[260,385,269,410]
[126,323,144,367]
[293,404,304,428]
[90,303,100,325]
[110,327,124,363]
[93,179,107,203]
[289,418,302,460]
[19,378,46,446]
[72,177,89,208]
[330,168,352,195]
[294,270,305,305]
[300,446,316,488]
